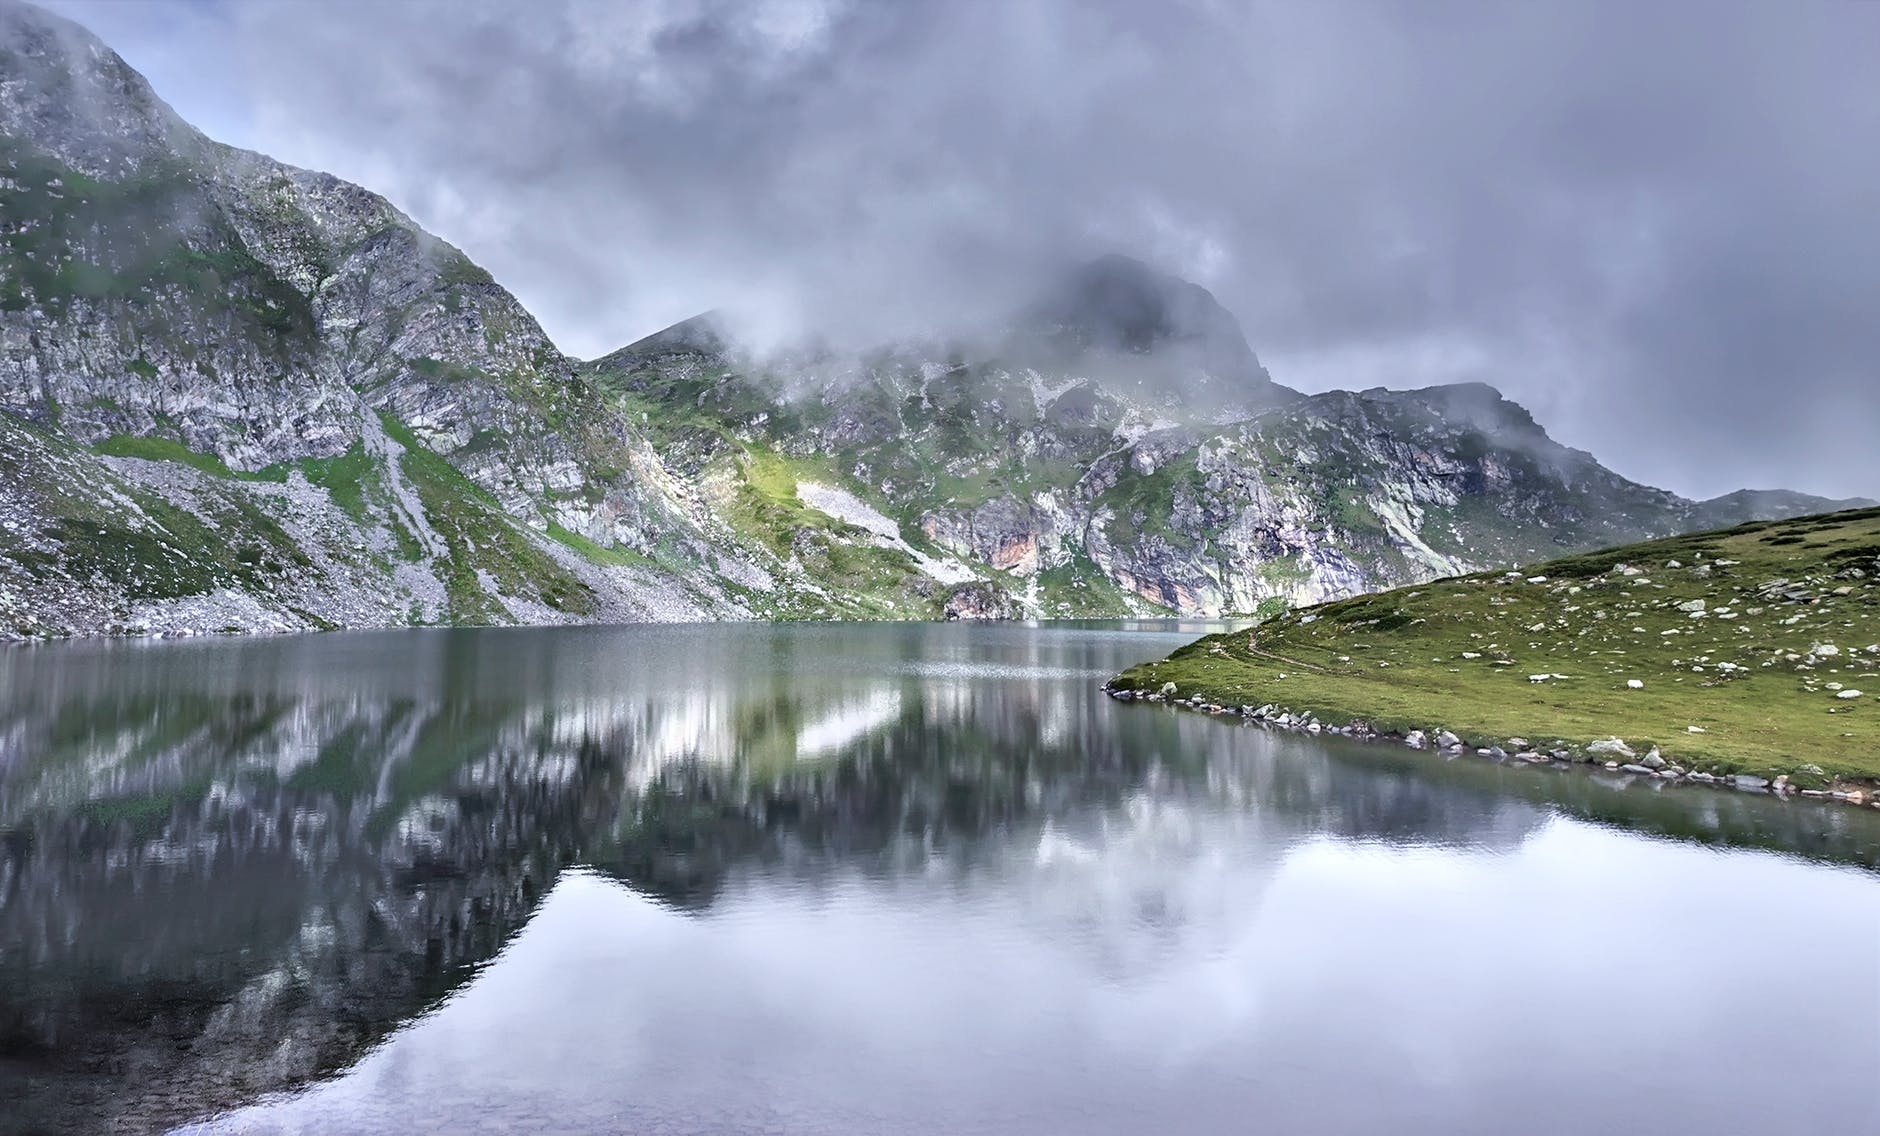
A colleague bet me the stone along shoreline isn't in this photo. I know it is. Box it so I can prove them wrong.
[1103,680,1880,810]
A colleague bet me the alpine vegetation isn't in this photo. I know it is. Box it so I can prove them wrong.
[1108,507,1880,797]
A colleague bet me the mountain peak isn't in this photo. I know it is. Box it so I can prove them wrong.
[1025,254,1258,369]
[0,1,201,175]
[997,253,1294,412]
[610,310,731,362]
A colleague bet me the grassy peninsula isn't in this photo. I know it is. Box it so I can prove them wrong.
[1109,507,1880,791]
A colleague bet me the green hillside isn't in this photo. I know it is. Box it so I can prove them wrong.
[1109,508,1880,788]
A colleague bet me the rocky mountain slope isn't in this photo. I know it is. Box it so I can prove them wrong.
[0,1,1869,637]
[589,319,1866,620]
[0,1,817,634]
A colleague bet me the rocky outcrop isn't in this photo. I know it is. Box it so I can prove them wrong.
[942,581,1023,620]
[920,496,1063,575]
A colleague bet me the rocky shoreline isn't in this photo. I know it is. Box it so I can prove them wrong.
[1104,680,1880,811]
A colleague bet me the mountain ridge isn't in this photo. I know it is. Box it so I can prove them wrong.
[0,0,1866,638]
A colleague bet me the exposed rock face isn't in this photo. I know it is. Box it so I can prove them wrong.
[921,496,1061,575]
[942,581,1023,620]
[0,2,1868,636]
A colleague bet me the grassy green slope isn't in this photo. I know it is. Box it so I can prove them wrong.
[1110,507,1880,784]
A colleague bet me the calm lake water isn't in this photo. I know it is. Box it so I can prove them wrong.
[2,622,1877,1135]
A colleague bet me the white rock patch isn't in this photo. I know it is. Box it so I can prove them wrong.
[796,481,979,585]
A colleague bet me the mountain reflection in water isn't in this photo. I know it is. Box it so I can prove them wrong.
[1,624,1876,1135]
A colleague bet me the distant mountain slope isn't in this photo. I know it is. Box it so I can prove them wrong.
[1694,488,1878,528]
[0,0,1867,636]
[587,317,1858,618]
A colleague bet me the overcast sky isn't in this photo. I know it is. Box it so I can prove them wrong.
[43,0,1880,500]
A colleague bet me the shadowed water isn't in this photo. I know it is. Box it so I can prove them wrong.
[1,623,1876,1135]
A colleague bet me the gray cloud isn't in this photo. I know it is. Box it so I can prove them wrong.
[48,0,1880,498]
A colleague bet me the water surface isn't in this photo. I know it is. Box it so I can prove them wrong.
[2,623,1877,1135]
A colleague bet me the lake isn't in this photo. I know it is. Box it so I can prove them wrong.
[2,622,1877,1135]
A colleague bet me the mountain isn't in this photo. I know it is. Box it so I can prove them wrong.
[0,1,1866,637]
[0,1,777,633]
[1693,488,1877,529]
[1009,252,1293,414]
[581,327,1843,620]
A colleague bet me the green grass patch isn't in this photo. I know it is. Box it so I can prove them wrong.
[1095,454,1206,550]
[93,431,380,530]
[545,521,654,568]
[379,413,598,621]
[93,433,234,477]
[1032,550,1144,617]
[232,441,383,523]
[1113,508,1880,784]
